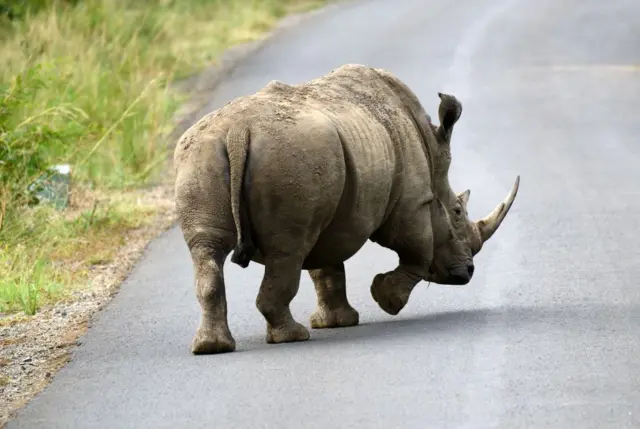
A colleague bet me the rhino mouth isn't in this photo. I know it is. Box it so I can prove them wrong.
[426,265,474,285]
[446,273,472,285]
[444,264,474,285]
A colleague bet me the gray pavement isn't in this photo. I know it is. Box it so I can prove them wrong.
[6,0,640,427]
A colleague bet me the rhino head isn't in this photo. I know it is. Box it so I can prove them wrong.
[426,92,520,285]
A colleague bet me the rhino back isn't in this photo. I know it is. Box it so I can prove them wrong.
[173,65,433,267]
[246,65,432,266]
[307,65,435,216]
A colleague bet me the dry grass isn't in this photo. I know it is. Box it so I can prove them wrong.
[0,185,160,314]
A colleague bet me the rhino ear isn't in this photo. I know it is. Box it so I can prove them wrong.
[437,92,463,138]
[457,189,471,208]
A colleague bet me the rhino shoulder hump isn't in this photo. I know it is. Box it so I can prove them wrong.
[265,80,293,91]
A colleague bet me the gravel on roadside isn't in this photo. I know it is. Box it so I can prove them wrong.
[0,184,177,427]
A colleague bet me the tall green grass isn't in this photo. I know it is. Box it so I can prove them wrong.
[0,0,325,315]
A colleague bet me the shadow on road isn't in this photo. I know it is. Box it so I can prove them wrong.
[235,303,638,353]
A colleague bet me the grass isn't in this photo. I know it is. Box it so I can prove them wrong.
[0,0,326,316]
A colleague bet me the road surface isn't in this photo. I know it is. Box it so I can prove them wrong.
[7,0,640,427]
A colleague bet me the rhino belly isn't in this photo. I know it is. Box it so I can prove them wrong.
[302,229,370,269]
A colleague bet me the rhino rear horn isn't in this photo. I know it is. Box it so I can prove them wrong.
[476,176,520,242]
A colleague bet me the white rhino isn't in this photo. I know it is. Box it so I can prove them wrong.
[174,64,519,354]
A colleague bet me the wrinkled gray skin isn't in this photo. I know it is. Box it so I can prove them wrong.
[173,64,519,354]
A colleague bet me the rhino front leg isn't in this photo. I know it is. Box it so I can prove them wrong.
[370,264,424,316]
[256,256,310,344]
[189,244,236,355]
[370,206,433,316]
[308,263,359,329]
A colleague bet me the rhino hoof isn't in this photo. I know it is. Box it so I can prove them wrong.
[191,329,236,355]
[310,305,359,329]
[370,272,409,316]
[266,322,310,344]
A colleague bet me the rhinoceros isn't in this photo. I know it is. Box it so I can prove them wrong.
[174,64,519,354]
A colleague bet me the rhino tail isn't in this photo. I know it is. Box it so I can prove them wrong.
[226,124,255,268]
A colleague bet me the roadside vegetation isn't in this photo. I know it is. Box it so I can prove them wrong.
[0,0,324,316]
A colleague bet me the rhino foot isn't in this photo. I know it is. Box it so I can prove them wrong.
[266,322,310,344]
[370,272,412,316]
[310,305,359,329]
[191,327,236,355]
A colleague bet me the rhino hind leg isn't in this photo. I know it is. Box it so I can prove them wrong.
[189,243,236,355]
[256,256,310,344]
[308,263,359,329]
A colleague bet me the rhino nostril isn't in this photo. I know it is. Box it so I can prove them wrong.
[467,264,475,277]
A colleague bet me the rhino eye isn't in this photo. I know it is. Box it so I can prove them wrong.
[453,207,462,216]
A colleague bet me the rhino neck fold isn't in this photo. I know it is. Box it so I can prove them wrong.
[432,175,457,206]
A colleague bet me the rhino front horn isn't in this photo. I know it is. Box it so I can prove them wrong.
[476,176,520,242]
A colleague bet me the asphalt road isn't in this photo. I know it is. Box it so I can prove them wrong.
[7,0,640,427]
